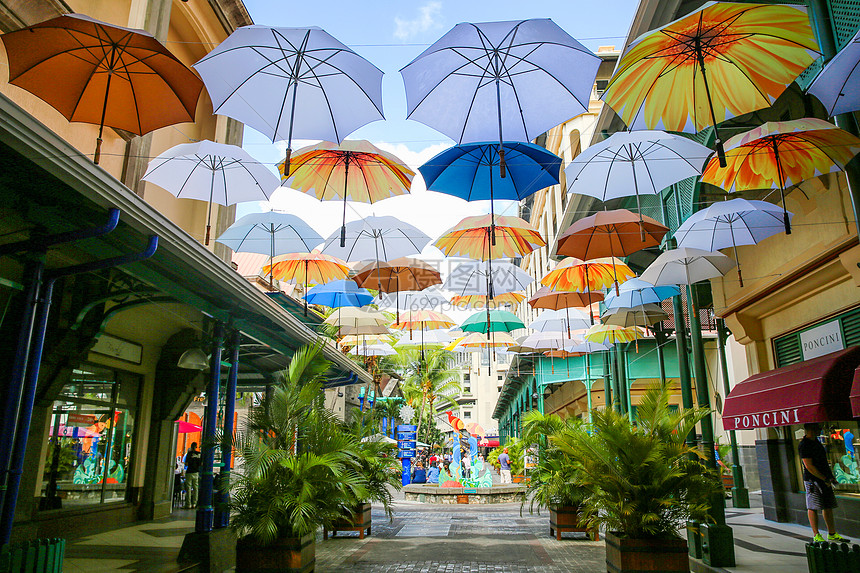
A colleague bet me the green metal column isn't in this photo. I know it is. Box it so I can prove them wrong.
[603,351,612,408]
[673,293,697,449]
[612,344,623,414]
[717,319,750,508]
[653,325,669,387]
[689,286,735,567]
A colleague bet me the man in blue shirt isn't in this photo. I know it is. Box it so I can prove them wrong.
[498,448,511,484]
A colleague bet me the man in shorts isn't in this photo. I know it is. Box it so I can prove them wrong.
[799,423,850,543]
[498,448,512,484]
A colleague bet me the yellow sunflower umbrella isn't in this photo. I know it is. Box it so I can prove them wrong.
[450,292,526,309]
[541,257,635,306]
[262,251,350,315]
[701,118,860,234]
[391,309,456,332]
[585,324,643,345]
[278,140,415,247]
[602,2,819,166]
[434,214,544,261]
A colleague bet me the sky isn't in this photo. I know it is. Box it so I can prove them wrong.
[236,0,640,247]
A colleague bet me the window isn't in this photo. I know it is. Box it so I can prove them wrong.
[795,423,859,498]
[42,364,139,507]
[464,386,471,394]
[463,411,472,419]
[595,79,609,96]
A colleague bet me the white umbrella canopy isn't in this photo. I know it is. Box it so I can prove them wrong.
[640,247,736,286]
[324,307,389,328]
[375,287,448,312]
[528,308,591,333]
[142,140,279,245]
[395,329,454,346]
[601,303,669,328]
[349,343,396,357]
[194,26,384,160]
[518,331,581,351]
[215,211,322,255]
[564,341,612,353]
[319,216,431,262]
[442,261,533,296]
[807,28,860,116]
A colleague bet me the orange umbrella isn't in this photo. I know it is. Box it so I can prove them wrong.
[450,292,526,309]
[557,209,668,259]
[701,118,860,234]
[0,14,202,164]
[278,140,414,247]
[601,2,819,165]
[541,257,635,301]
[353,257,441,322]
[262,252,349,315]
[391,310,455,332]
[434,214,544,261]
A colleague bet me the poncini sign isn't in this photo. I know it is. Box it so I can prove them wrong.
[728,408,801,430]
[799,320,843,360]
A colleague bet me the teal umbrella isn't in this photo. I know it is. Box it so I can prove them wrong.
[460,309,524,334]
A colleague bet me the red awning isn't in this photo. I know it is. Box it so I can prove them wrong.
[851,367,860,418]
[479,438,500,447]
[722,346,860,431]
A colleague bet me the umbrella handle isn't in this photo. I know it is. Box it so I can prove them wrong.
[94,137,103,165]
[499,147,507,179]
[283,147,292,179]
[205,224,211,246]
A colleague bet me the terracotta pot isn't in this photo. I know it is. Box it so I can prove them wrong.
[549,505,598,541]
[236,533,315,573]
[604,531,688,572]
[325,502,372,539]
[512,475,525,483]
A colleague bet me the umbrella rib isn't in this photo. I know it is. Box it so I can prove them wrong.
[171,155,209,198]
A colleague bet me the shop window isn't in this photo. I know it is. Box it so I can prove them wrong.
[794,423,860,497]
[463,411,472,419]
[42,364,139,508]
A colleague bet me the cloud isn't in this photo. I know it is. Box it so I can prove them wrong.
[394,2,443,41]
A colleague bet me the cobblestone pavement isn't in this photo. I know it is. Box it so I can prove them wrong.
[315,500,604,573]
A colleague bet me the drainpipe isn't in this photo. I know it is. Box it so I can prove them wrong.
[197,322,224,533]
[717,319,750,508]
[215,329,241,528]
[0,232,157,545]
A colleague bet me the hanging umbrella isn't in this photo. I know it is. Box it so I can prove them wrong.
[603,278,680,309]
[601,2,819,165]
[280,141,414,246]
[673,198,793,286]
[602,304,669,328]
[0,14,203,164]
[460,309,525,334]
[808,27,860,117]
[700,118,860,234]
[391,310,456,332]
[325,307,390,339]
[193,25,384,170]
[558,209,669,261]
[528,287,604,311]
[353,257,441,322]
[375,288,448,312]
[541,257,635,300]
[401,18,599,175]
[142,140,279,245]
[518,331,581,352]
[435,214,545,261]
[305,279,373,308]
[262,251,349,316]
[175,420,203,434]
[453,332,518,350]
[216,212,322,290]
[564,133,711,230]
[450,292,526,309]
[395,329,453,347]
[565,341,612,354]
[419,142,561,242]
[349,343,396,357]
[640,248,736,286]
[528,309,591,335]
[442,261,533,297]
[340,333,393,347]
[584,324,643,345]
[319,216,431,262]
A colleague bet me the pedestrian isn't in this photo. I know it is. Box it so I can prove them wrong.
[461,452,470,479]
[183,442,202,509]
[412,460,427,484]
[799,423,850,543]
[427,462,440,484]
[498,447,512,484]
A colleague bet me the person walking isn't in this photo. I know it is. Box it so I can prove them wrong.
[799,423,850,543]
[183,442,202,510]
[498,447,512,484]
[461,452,471,479]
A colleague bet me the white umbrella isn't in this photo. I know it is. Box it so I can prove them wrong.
[349,343,396,357]
[640,247,736,286]
[529,308,591,335]
[375,287,448,312]
[808,28,860,116]
[142,140,279,245]
[319,216,431,262]
[324,307,389,328]
[673,199,792,287]
[361,433,397,444]
[442,261,533,296]
[194,26,384,168]
[564,341,612,353]
[395,329,453,346]
[518,331,581,351]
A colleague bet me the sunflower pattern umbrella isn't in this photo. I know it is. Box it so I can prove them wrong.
[585,324,643,346]
[280,141,415,246]
[262,252,349,315]
[700,118,860,234]
[435,214,545,261]
[541,257,635,303]
[450,292,526,309]
[601,2,819,165]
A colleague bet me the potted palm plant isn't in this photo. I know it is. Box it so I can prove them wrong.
[560,383,720,572]
[230,343,369,573]
[520,411,596,540]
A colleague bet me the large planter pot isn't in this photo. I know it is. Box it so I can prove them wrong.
[236,533,315,573]
[604,531,688,573]
[549,505,598,541]
[324,502,372,540]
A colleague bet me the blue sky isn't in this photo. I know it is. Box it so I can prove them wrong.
[237,0,638,243]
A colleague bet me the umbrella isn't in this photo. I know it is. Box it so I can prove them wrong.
[361,433,397,444]
[460,309,525,334]
[601,304,669,328]
[340,333,393,347]
[558,209,669,261]
[808,27,860,116]
[305,279,373,308]
[564,341,612,354]
[673,198,793,286]
[175,420,203,434]
[142,141,279,245]
[601,2,819,165]
[452,332,518,351]
[375,288,448,312]
[584,324,643,345]
[216,212,322,289]
[319,216,431,262]
[528,308,591,336]
[401,18,599,174]
[442,261,533,297]
[353,257,442,322]
[395,329,454,347]
[518,331,581,352]
[349,343,396,357]
[700,118,860,234]
[262,251,349,316]
[391,310,456,332]
[280,141,414,246]
[325,307,389,339]
[541,257,635,301]
[0,14,203,164]
[419,142,561,242]
[194,25,384,170]
[564,133,711,230]
[450,292,525,309]
[528,287,603,311]
[603,278,680,309]
[435,214,545,261]
[640,248,736,286]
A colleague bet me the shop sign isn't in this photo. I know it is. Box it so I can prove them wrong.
[67,413,96,427]
[731,408,801,429]
[800,321,843,360]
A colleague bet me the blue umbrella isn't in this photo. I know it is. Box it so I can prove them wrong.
[305,279,373,308]
[603,278,679,309]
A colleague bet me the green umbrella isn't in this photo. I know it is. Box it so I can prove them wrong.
[460,309,525,334]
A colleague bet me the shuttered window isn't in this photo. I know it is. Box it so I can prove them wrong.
[773,306,860,367]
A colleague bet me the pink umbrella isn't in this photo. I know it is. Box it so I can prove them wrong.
[176,420,202,434]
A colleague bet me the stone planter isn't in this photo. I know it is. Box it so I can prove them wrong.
[549,505,598,541]
[236,533,315,573]
[604,531,688,573]
[324,502,372,539]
